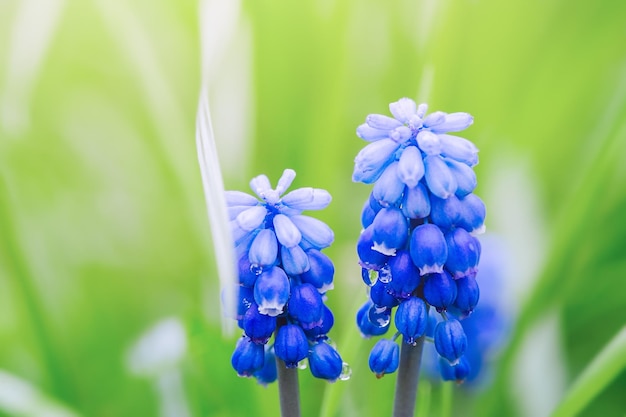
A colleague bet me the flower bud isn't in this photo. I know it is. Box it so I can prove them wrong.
[394,296,428,345]
[434,319,467,364]
[368,339,400,378]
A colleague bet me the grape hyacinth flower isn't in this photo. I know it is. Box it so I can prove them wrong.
[227,169,349,388]
[352,98,486,416]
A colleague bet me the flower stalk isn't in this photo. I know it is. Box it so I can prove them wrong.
[392,336,425,417]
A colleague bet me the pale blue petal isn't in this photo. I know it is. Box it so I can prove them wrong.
[248,229,278,267]
[273,214,302,248]
[423,111,446,128]
[275,169,296,195]
[225,191,259,206]
[228,205,251,220]
[235,206,267,231]
[416,130,442,155]
[281,245,311,275]
[430,112,474,134]
[389,98,417,124]
[290,215,334,249]
[352,138,400,184]
[357,123,389,142]
[424,155,457,199]
[373,162,405,206]
[249,174,272,199]
[397,145,425,187]
[389,126,413,143]
[366,114,403,130]
[439,134,479,167]
[416,103,428,118]
[281,187,331,210]
[445,158,477,197]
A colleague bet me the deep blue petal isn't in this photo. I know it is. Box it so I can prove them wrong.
[409,224,447,274]
[253,345,278,385]
[357,225,389,270]
[370,279,400,308]
[356,300,390,337]
[387,250,420,299]
[253,266,290,316]
[445,158,477,197]
[309,342,343,381]
[402,182,431,219]
[274,324,309,368]
[248,229,278,269]
[423,271,457,312]
[242,302,277,344]
[445,228,480,279]
[454,275,480,316]
[299,249,334,292]
[231,336,264,377]
[394,296,428,345]
[434,319,467,364]
[288,283,324,329]
[280,245,310,275]
[371,207,409,256]
[457,193,486,234]
[368,339,399,377]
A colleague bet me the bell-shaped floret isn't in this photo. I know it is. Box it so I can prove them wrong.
[299,249,334,293]
[352,138,400,184]
[366,114,403,130]
[253,266,290,317]
[304,304,334,341]
[253,345,277,386]
[445,228,480,279]
[281,187,331,211]
[439,134,479,167]
[430,194,462,231]
[281,245,310,275]
[309,342,343,381]
[356,123,389,142]
[397,146,425,188]
[387,250,420,299]
[429,112,473,134]
[457,194,486,234]
[371,207,409,256]
[361,199,378,228]
[231,336,264,377]
[357,300,390,337]
[416,130,442,155]
[233,285,254,322]
[373,162,405,207]
[409,223,448,274]
[445,158,477,198]
[402,182,430,220]
[389,98,417,124]
[423,271,457,312]
[454,275,480,316]
[225,190,259,207]
[242,302,276,344]
[274,324,309,368]
[248,229,278,270]
[434,319,467,364]
[288,283,324,329]
[394,296,428,345]
[289,215,334,249]
[357,225,389,270]
[368,339,400,378]
[237,255,258,287]
[439,355,470,382]
[424,155,457,199]
[273,214,301,248]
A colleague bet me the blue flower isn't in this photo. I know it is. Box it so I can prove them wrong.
[231,336,264,377]
[352,98,485,383]
[274,324,309,368]
[309,342,344,381]
[226,170,347,382]
[368,339,400,378]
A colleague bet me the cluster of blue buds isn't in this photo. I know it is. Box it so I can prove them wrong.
[227,169,348,383]
[353,98,486,381]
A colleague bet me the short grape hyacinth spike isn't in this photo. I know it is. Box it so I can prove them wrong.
[226,169,347,385]
[352,98,486,387]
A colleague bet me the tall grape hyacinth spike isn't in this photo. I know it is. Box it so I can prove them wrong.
[226,169,348,416]
[353,98,485,417]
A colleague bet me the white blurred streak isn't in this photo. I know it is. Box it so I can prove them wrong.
[127,318,191,417]
[197,0,245,333]
[416,64,435,104]
[513,311,567,417]
[196,90,237,334]
[0,370,80,417]
[0,0,66,135]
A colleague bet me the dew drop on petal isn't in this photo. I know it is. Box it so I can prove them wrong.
[378,265,392,284]
[250,264,263,276]
[298,358,308,370]
[339,362,352,381]
[368,305,391,327]
[362,268,378,286]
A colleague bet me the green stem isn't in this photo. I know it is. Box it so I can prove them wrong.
[392,335,425,417]
[440,381,453,417]
[276,357,301,417]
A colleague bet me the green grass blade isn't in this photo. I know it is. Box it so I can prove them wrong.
[550,326,626,417]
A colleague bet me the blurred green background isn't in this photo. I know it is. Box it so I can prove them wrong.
[1,0,625,416]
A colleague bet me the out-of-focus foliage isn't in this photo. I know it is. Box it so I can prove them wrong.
[0,0,625,416]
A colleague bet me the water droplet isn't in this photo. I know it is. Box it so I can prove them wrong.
[250,264,263,276]
[339,362,352,381]
[325,338,337,349]
[298,358,308,370]
[368,305,391,328]
[378,265,392,284]
[361,268,377,287]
